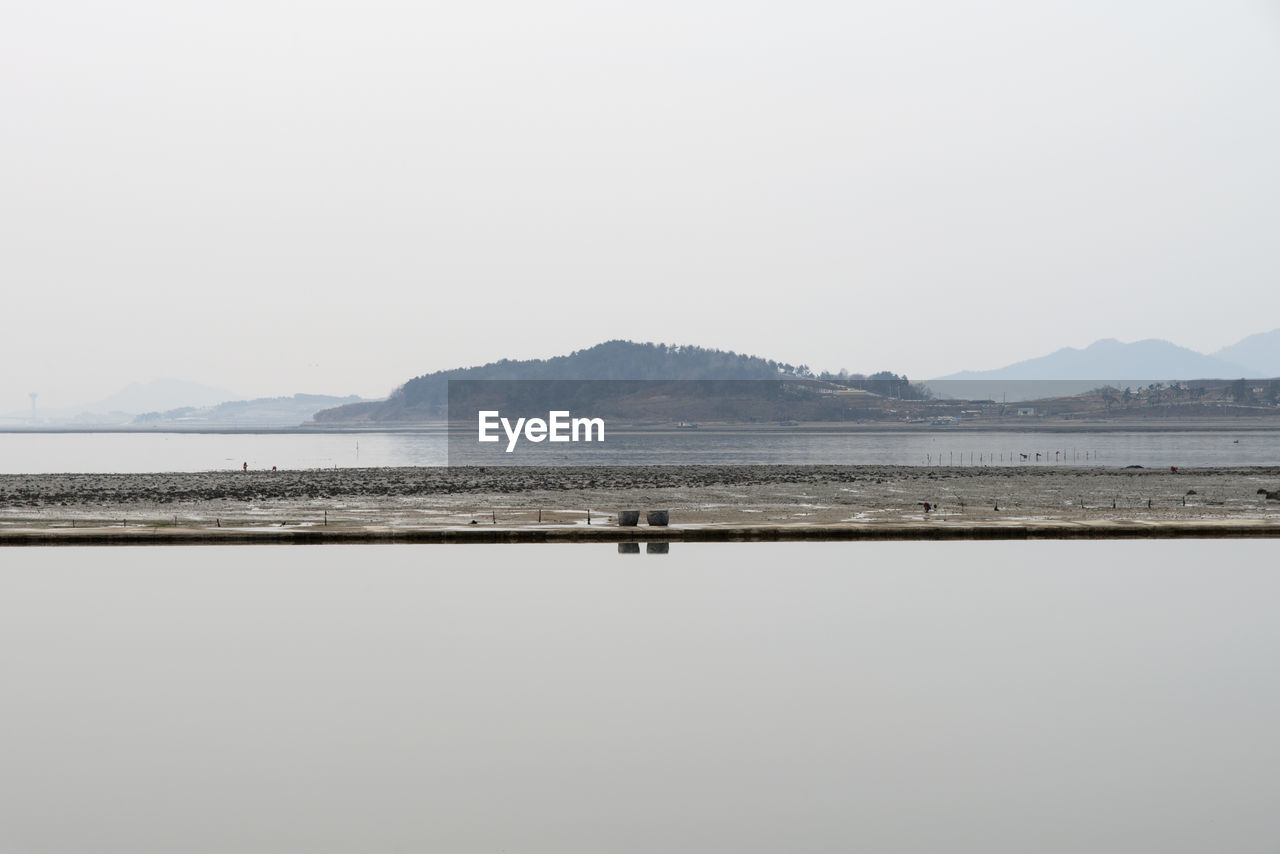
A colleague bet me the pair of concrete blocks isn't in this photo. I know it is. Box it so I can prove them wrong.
[617,509,669,527]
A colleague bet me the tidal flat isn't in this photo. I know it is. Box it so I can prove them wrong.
[3,465,1280,542]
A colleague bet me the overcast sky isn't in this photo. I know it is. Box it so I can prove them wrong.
[4,1,1279,408]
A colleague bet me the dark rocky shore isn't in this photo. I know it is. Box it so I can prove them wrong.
[3,464,887,506]
[0,463,1275,504]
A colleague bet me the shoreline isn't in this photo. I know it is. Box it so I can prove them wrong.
[5,464,1280,544]
[5,519,1280,546]
[6,419,1280,435]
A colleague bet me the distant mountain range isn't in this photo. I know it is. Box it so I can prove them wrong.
[314,334,1280,423]
[926,332,1280,401]
[4,379,241,426]
[937,331,1280,381]
[13,331,1280,427]
[1211,329,1280,376]
[85,379,241,414]
[133,394,367,428]
[6,380,367,428]
[935,338,1256,382]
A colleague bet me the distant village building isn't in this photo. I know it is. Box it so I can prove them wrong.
[1016,407,1036,416]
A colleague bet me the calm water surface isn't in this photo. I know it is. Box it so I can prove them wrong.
[2,541,1278,852]
[4,428,1280,472]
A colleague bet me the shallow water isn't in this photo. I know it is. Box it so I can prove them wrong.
[4,428,1280,472]
[2,541,1278,852]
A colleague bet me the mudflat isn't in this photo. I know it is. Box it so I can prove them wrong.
[3,466,1280,540]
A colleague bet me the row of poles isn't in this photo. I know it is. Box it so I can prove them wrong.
[926,450,1099,465]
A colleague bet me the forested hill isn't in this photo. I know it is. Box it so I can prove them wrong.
[417,341,800,383]
[314,342,798,422]
[312,340,921,423]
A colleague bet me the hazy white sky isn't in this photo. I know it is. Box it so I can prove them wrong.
[4,1,1279,407]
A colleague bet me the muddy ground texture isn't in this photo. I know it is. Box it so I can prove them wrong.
[3,465,1280,532]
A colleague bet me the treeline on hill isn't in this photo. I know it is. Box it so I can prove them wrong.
[1045,380,1280,418]
[813,369,924,399]
[313,341,927,423]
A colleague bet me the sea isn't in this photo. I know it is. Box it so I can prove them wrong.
[3,427,1280,473]
[3,540,1279,852]
[5,432,1279,851]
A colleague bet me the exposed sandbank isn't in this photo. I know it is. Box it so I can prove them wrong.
[4,465,1280,543]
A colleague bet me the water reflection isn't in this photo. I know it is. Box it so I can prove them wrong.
[3,541,1278,852]
[616,541,671,554]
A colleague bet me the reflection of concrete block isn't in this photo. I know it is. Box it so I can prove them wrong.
[617,542,640,554]
[646,510,670,526]
[646,542,670,554]
[617,510,640,526]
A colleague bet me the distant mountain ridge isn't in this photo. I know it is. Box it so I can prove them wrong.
[925,334,1280,402]
[7,381,365,428]
[134,393,367,428]
[6,379,242,426]
[85,378,240,412]
[1211,329,1280,377]
[936,338,1255,382]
